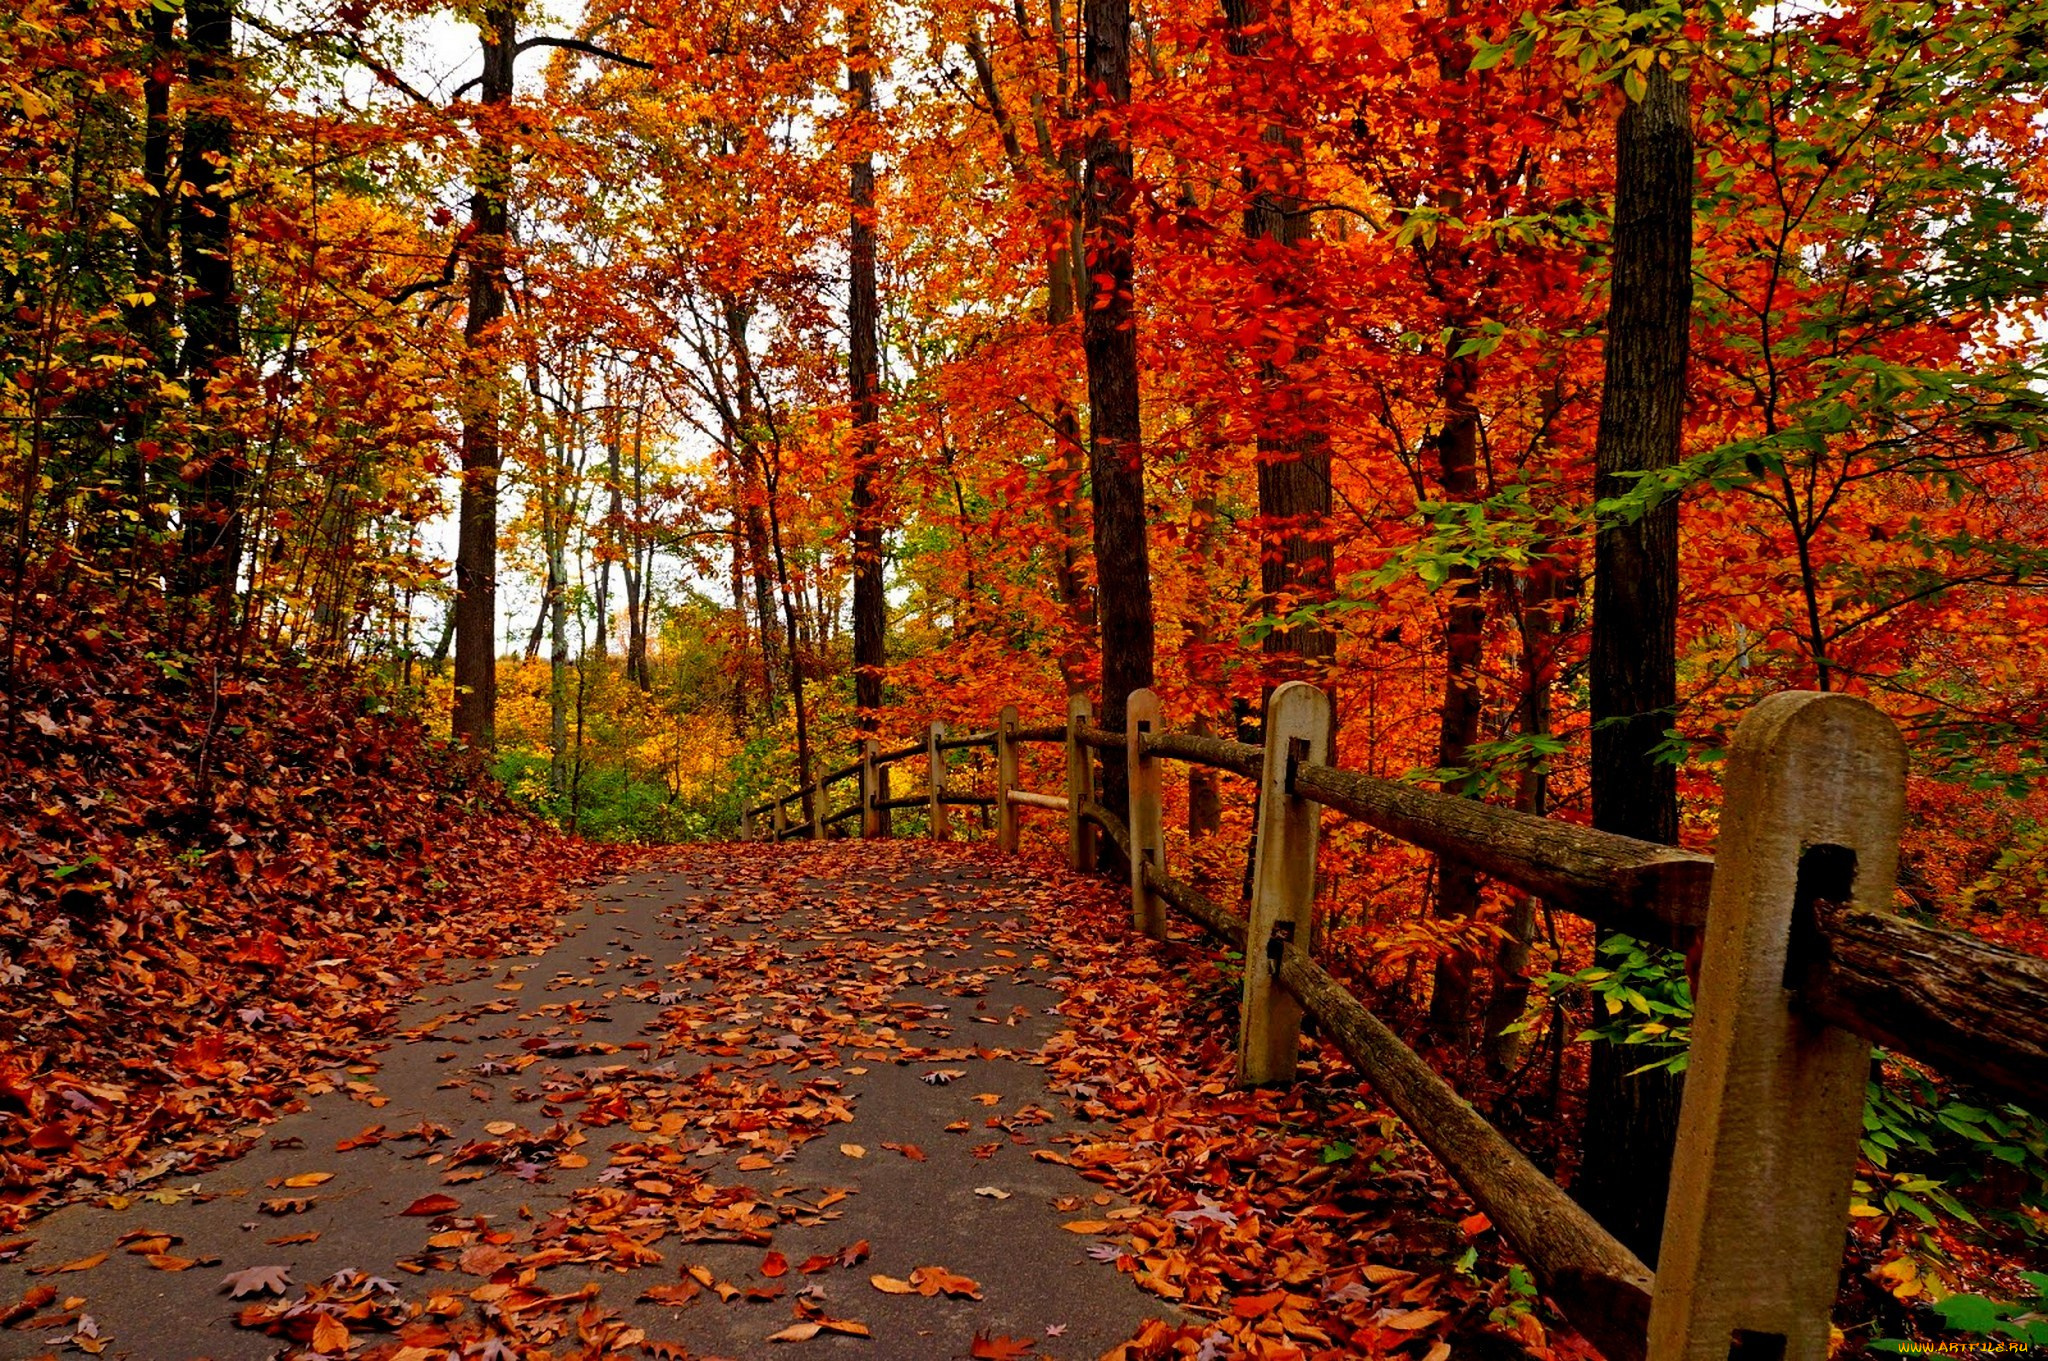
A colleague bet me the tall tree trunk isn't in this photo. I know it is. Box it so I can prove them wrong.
[1182,479,1224,840]
[1580,33,1694,1267]
[174,0,245,603]
[847,2,888,739]
[548,505,568,793]
[1224,0,1333,688]
[1427,343,1486,1043]
[1484,539,1568,1074]
[1082,0,1153,845]
[124,2,175,535]
[966,4,1094,691]
[625,407,651,690]
[452,6,514,750]
[726,300,783,709]
[1420,3,1489,1046]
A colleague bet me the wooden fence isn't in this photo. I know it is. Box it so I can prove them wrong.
[743,684,2048,1361]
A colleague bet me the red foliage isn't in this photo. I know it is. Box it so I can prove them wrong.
[0,570,616,1225]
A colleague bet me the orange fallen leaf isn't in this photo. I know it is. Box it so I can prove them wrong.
[34,1252,106,1275]
[402,1193,461,1216]
[761,1251,788,1278]
[310,1311,350,1353]
[282,1172,334,1188]
[1060,1220,1112,1234]
[767,1322,821,1342]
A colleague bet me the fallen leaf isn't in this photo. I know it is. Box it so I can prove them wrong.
[767,1322,821,1342]
[838,1143,866,1159]
[402,1193,462,1216]
[221,1264,293,1298]
[1060,1220,1112,1234]
[971,1334,1036,1359]
[310,1312,350,1353]
[973,1186,1011,1200]
[33,1252,107,1275]
[282,1172,334,1188]
[761,1251,788,1278]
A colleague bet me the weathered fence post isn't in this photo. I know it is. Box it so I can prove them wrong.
[808,780,825,841]
[928,721,950,841]
[771,794,787,840]
[1065,694,1096,871]
[1126,688,1166,939]
[1649,692,1907,1361]
[996,705,1020,854]
[1238,681,1332,1086]
[859,739,881,839]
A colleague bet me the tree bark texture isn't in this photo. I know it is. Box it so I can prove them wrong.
[1082,0,1154,844]
[847,3,888,739]
[452,6,515,749]
[1581,46,1695,1267]
[174,0,245,601]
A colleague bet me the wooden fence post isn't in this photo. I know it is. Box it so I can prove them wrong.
[1238,681,1331,1087]
[860,739,882,839]
[1126,688,1166,939]
[928,721,950,840]
[996,705,1020,854]
[771,794,787,840]
[1649,692,1907,1361]
[809,780,825,841]
[1065,694,1095,871]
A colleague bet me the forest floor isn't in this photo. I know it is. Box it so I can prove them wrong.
[0,840,1556,1361]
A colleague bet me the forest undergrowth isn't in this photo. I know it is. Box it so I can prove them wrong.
[0,558,618,1227]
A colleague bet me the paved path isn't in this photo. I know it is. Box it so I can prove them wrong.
[0,844,1168,1360]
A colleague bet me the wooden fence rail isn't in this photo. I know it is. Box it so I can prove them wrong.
[742,684,2048,1361]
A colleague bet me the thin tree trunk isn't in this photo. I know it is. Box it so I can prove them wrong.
[1421,2,1489,1046]
[1224,0,1333,688]
[1182,483,1224,840]
[1427,342,1486,1043]
[847,2,888,739]
[1484,542,1567,1074]
[625,408,651,690]
[1082,0,1153,850]
[175,0,245,605]
[452,6,514,750]
[726,300,783,710]
[967,5,1094,691]
[1581,26,1694,1267]
[124,2,175,537]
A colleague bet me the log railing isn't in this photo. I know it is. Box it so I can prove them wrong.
[743,683,2048,1361]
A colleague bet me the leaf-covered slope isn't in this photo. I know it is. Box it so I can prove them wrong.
[0,576,608,1225]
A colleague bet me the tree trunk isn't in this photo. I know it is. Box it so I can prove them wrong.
[726,300,783,711]
[625,407,651,690]
[452,6,515,750]
[548,510,568,793]
[1183,482,1225,840]
[847,2,888,739]
[123,2,175,535]
[174,0,245,604]
[1082,0,1153,846]
[1581,35,1694,1267]
[1484,541,1568,1074]
[1225,0,1333,689]
[967,5,1094,691]
[1427,344,1486,1044]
